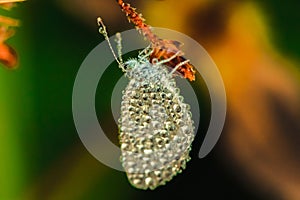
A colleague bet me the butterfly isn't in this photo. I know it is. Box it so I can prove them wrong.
[0,0,25,69]
[97,0,196,190]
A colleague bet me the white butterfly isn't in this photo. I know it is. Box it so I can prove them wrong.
[98,18,195,190]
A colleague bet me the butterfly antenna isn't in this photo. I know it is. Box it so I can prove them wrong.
[115,32,123,64]
[97,17,125,71]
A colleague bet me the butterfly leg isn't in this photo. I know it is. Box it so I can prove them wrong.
[138,45,153,62]
[155,51,181,65]
[169,59,190,76]
[138,45,151,57]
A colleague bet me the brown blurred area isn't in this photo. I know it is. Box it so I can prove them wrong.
[58,0,300,199]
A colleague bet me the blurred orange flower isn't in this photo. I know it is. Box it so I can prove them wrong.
[0,0,25,69]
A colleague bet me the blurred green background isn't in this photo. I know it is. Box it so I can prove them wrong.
[0,0,299,200]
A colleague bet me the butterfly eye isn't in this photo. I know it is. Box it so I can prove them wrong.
[122,63,129,71]
[124,59,139,69]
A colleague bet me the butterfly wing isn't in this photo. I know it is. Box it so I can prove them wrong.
[119,63,195,189]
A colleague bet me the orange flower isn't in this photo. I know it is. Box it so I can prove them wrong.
[0,0,25,69]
